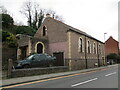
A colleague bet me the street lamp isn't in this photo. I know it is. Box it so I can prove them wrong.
[104,33,107,66]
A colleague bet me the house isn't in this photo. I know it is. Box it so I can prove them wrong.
[16,15,105,70]
[105,36,119,55]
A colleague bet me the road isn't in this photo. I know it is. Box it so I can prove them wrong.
[3,65,119,88]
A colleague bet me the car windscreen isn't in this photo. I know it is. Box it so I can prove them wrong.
[27,55,34,60]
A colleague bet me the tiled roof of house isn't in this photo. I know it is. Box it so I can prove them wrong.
[105,36,119,43]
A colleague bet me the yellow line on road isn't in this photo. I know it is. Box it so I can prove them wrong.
[2,68,108,89]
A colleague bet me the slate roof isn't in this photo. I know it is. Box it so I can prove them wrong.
[45,17,104,44]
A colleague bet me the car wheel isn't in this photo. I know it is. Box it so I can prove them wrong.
[23,65,30,68]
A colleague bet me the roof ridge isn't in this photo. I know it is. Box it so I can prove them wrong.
[48,17,87,34]
[44,17,103,43]
[105,36,119,43]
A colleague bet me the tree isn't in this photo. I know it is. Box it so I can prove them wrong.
[54,15,64,22]
[117,55,120,63]
[2,30,17,47]
[45,9,64,22]
[20,1,64,30]
[37,10,44,29]
[20,1,32,27]
[107,53,117,59]
[0,6,8,14]
[15,25,36,36]
[1,13,14,29]
[20,1,43,30]
[106,53,120,64]
[32,3,44,30]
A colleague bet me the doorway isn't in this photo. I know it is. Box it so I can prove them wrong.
[37,43,43,53]
[20,46,28,59]
[53,52,64,66]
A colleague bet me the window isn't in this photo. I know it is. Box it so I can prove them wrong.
[27,55,34,60]
[87,41,90,53]
[93,43,96,54]
[99,44,101,54]
[79,38,83,53]
[43,26,47,36]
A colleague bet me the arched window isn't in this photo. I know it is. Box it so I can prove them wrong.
[99,44,101,54]
[93,43,96,54]
[35,42,45,54]
[43,26,47,36]
[87,41,90,53]
[79,38,83,53]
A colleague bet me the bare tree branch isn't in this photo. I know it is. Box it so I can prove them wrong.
[20,1,64,29]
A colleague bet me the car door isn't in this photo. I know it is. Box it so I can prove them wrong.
[38,54,47,67]
[31,55,40,67]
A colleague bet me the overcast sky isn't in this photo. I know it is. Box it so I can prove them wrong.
[0,0,119,43]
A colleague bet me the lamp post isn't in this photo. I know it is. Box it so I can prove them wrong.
[104,33,107,65]
[104,33,107,42]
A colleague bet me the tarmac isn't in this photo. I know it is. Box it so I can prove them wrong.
[1,64,118,87]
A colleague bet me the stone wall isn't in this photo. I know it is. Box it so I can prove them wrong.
[34,17,68,43]
[70,31,105,69]
[11,66,69,78]
[2,47,17,70]
[70,59,86,70]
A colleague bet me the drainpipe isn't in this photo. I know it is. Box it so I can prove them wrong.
[85,36,88,69]
[68,31,72,71]
[97,42,100,67]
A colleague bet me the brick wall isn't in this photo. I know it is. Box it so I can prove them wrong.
[105,36,119,55]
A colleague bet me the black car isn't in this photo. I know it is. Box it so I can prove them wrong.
[14,53,56,69]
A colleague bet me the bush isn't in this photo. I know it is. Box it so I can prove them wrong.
[106,53,120,63]
[1,13,14,29]
[2,30,17,47]
[107,53,118,60]
[15,26,36,36]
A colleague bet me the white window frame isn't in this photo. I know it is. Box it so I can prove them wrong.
[87,40,90,54]
[78,37,83,53]
[42,25,47,36]
[99,44,101,54]
[93,42,96,54]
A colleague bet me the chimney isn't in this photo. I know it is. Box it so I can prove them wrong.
[46,13,51,17]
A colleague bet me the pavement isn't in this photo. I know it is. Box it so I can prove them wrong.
[2,64,118,87]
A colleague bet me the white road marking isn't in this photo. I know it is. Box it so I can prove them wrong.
[105,72,117,77]
[71,78,98,87]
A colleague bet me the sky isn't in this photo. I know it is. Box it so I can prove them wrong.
[0,0,119,43]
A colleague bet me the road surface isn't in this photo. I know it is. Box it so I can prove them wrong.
[3,65,119,88]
